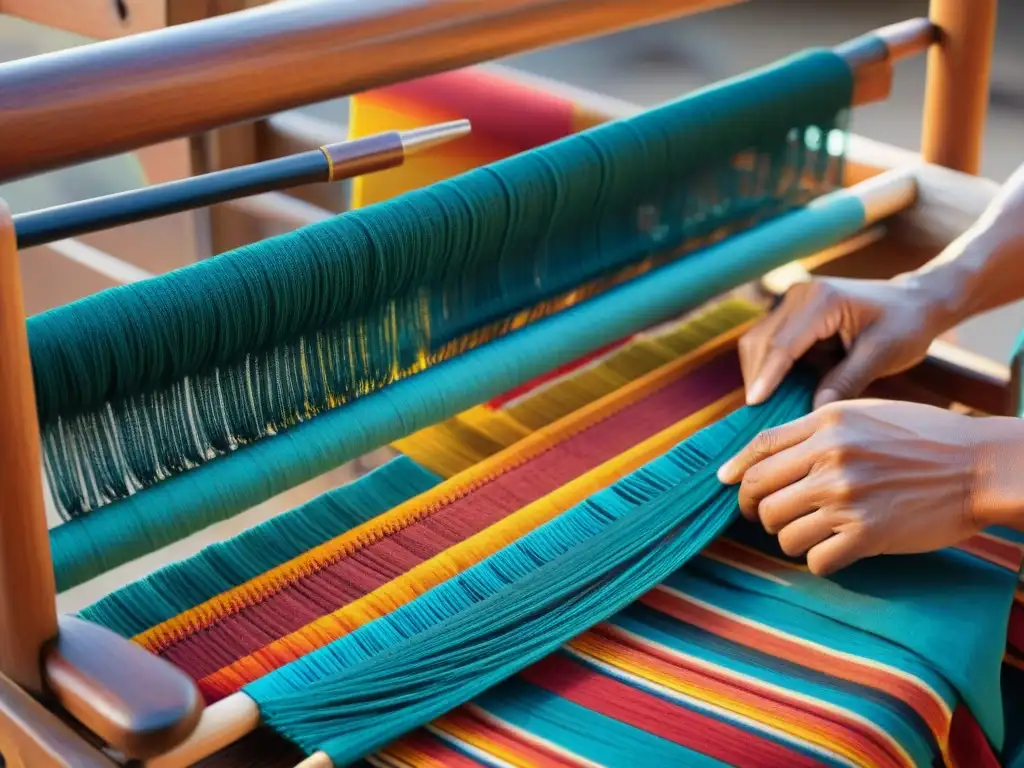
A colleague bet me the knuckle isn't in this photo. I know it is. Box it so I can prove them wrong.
[753,428,779,457]
[830,472,856,502]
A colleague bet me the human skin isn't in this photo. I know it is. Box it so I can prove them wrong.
[718,161,1024,576]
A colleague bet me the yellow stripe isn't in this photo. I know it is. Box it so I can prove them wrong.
[199,388,745,694]
[570,633,909,768]
[134,322,752,654]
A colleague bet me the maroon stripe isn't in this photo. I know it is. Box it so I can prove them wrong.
[519,655,821,768]
[161,352,741,686]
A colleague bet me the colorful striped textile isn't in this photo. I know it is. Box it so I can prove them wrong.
[81,300,1023,766]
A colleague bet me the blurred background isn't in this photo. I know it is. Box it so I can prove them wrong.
[0,0,1021,357]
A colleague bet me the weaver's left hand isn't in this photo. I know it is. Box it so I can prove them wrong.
[716,400,1021,576]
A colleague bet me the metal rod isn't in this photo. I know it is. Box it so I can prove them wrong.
[0,0,743,183]
[12,121,470,249]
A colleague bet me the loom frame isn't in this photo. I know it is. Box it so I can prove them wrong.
[0,0,1005,765]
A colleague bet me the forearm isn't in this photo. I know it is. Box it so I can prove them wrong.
[906,162,1024,330]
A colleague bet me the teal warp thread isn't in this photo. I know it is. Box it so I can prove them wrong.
[32,49,853,521]
[76,456,441,638]
[245,378,814,763]
[49,190,867,592]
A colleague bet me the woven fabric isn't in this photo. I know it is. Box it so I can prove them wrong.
[83,325,1021,765]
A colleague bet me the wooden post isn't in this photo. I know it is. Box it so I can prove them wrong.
[0,200,58,693]
[921,0,997,174]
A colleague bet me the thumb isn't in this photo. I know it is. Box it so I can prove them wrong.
[814,329,892,408]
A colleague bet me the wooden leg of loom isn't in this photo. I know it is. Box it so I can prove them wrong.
[921,0,997,174]
[0,199,204,761]
[0,199,57,694]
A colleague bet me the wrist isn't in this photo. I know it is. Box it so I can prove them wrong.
[967,416,1024,531]
[895,261,974,335]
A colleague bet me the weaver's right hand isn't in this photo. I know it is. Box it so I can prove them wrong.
[739,277,949,409]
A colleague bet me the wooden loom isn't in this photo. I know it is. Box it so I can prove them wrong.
[0,0,1011,766]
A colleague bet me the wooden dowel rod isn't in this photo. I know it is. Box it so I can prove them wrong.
[0,199,57,693]
[0,0,744,183]
[838,18,937,107]
[921,0,997,174]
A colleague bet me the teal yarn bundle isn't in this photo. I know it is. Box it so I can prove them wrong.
[50,186,866,591]
[77,455,441,638]
[31,49,852,527]
[246,376,815,764]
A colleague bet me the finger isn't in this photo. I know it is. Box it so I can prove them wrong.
[776,508,838,556]
[717,413,818,485]
[806,529,865,577]
[745,347,796,406]
[814,328,895,408]
[756,474,823,534]
[738,313,785,394]
[746,293,840,406]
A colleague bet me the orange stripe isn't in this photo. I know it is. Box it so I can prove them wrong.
[639,586,951,748]
[701,538,802,582]
[570,630,911,768]
[133,325,752,655]
[196,390,745,699]
[432,708,584,768]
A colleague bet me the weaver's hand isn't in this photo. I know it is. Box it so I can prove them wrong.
[739,277,950,409]
[717,400,1024,577]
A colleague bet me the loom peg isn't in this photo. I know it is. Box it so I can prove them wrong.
[13,120,472,249]
[838,18,937,107]
[41,616,203,761]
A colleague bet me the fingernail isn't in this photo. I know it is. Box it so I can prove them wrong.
[746,377,769,406]
[717,458,737,485]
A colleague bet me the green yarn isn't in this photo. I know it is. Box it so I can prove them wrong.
[247,375,814,763]
[49,188,867,591]
[31,49,852,523]
[77,455,440,638]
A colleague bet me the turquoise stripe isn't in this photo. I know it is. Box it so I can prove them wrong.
[658,569,956,706]
[692,520,1015,747]
[472,678,730,768]
[50,188,866,592]
[612,602,937,766]
[78,455,442,637]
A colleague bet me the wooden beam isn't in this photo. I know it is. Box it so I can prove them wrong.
[0,669,115,768]
[0,0,745,182]
[0,200,57,693]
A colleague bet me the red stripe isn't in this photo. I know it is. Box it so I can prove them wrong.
[639,587,949,745]
[442,708,579,767]
[583,627,906,768]
[948,704,1000,768]
[520,654,822,768]
[487,337,633,408]
[1008,604,1024,654]
[393,730,484,768]
[379,69,575,153]
[956,533,1024,573]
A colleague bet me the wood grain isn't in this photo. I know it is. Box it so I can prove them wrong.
[0,200,57,692]
[42,616,202,760]
[0,669,115,768]
[0,0,742,181]
[922,0,998,174]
